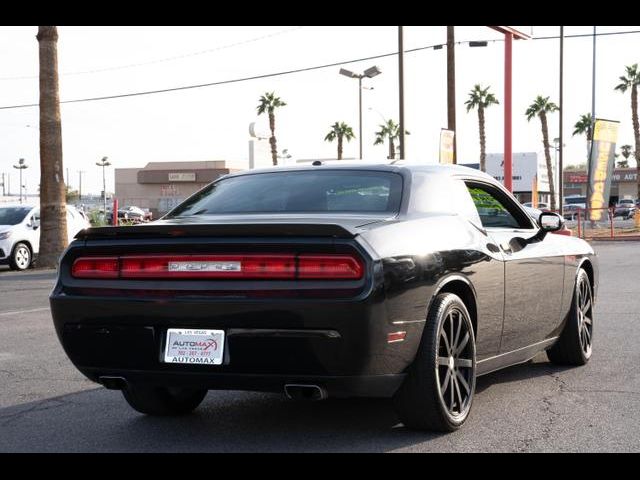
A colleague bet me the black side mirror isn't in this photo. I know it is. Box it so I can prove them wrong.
[510,212,564,251]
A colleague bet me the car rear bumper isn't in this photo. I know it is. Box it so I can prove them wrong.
[50,293,420,398]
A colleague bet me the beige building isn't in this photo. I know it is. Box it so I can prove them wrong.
[115,161,238,217]
[564,168,638,203]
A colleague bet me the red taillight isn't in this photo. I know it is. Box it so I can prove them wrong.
[298,255,363,279]
[71,253,363,280]
[120,255,295,279]
[71,257,119,279]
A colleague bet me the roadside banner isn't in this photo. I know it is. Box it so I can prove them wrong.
[439,129,455,164]
[531,174,538,208]
[586,119,620,221]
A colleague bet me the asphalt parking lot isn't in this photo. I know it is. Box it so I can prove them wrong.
[0,242,638,452]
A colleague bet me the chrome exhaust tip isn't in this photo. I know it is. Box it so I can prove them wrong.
[284,384,327,401]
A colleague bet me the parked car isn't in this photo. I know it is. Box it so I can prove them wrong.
[613,198,637,219]
[522,202,549,211]
[124,206,152,221]
[0,204,90,270]
[51,163,597,432]
[563,204,582,221]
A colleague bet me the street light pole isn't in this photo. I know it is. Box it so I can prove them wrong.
[78,170,85,201]
[398,26,406,160]
[96,156,111,218]
[339,65,382,160]
[13,158,28,204]
[358,76,363,160]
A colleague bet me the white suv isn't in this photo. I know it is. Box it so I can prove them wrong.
[0,204,90,271]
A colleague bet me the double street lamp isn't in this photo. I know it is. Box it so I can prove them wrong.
[339,65,382,159]
[96,156,111,218]
[13,158,28,204]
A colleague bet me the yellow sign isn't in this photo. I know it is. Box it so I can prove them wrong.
[587,119,619,221]
[439,129,455,164]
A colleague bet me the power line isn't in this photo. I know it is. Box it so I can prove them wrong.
[1,28,639,111]
[0,26,305,81]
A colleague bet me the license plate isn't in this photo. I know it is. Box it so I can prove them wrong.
[164,329,225,365]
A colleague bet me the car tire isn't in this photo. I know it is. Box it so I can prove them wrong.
[9,242,32,271]
[393,293,476,432]
[122,384,208,416]
[547,269,593,366]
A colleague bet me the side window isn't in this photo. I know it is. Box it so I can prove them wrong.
[465,182,533,229]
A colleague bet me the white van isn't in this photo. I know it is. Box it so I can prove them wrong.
[0,204,90,270]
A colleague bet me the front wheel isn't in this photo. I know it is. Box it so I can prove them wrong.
[547,268,593,365]
[122,384,208,416]
[10,242,31,271]
[393,293,476,432]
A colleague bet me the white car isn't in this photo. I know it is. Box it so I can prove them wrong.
[0,204,90,271]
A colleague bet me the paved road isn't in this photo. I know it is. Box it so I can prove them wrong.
[0,243,638,452]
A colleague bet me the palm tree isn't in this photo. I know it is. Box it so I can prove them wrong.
[36,26,67,268]
[257,92,287,166]
[526,95,559,212]
[373,119,409,160]
[573,113,593,157]
[464,84,499,172]
[615,64,640,198]
[324,122,355,160]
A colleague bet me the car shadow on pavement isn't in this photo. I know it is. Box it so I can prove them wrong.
[475,354,575,394]
[0,356,577,452]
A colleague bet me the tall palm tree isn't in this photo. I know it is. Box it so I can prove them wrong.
[373,119,409,160]
[256,92,286,166]
[464,84,499,172]
[573,113,593,157]
[324,122,355,160]
[615,64,640,198]
[36,26,67,268]
[526,95,559,212]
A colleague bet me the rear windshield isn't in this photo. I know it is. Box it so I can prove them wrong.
[0,207,31,225]
[167,170,403,217]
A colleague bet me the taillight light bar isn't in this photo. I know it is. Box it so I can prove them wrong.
[298,255,363,279]
[71,257,119,279]
[71,254,364,280]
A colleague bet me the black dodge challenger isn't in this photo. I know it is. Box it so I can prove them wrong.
[50,163,597,431]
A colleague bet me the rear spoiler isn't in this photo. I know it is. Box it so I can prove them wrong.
[75,223,357,240]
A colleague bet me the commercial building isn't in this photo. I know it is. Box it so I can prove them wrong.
[463,151,554,204]
[115,161,238,217]
[564,168,638,203]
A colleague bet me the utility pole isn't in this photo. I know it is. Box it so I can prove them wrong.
[398,26,406,160]
[559,26,564,213]
[1,173,5,196]
[78,170,85,201]
[447,26,457,164]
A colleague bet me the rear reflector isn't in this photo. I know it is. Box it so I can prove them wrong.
[298,255,363,279]
[71,253,363,280]
[71,257,119,279]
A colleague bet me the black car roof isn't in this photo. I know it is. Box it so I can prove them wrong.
[223,161,496,183]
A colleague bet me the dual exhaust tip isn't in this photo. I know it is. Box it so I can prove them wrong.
[100,377,328,401]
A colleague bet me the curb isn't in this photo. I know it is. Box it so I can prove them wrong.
[587,236,640,242]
